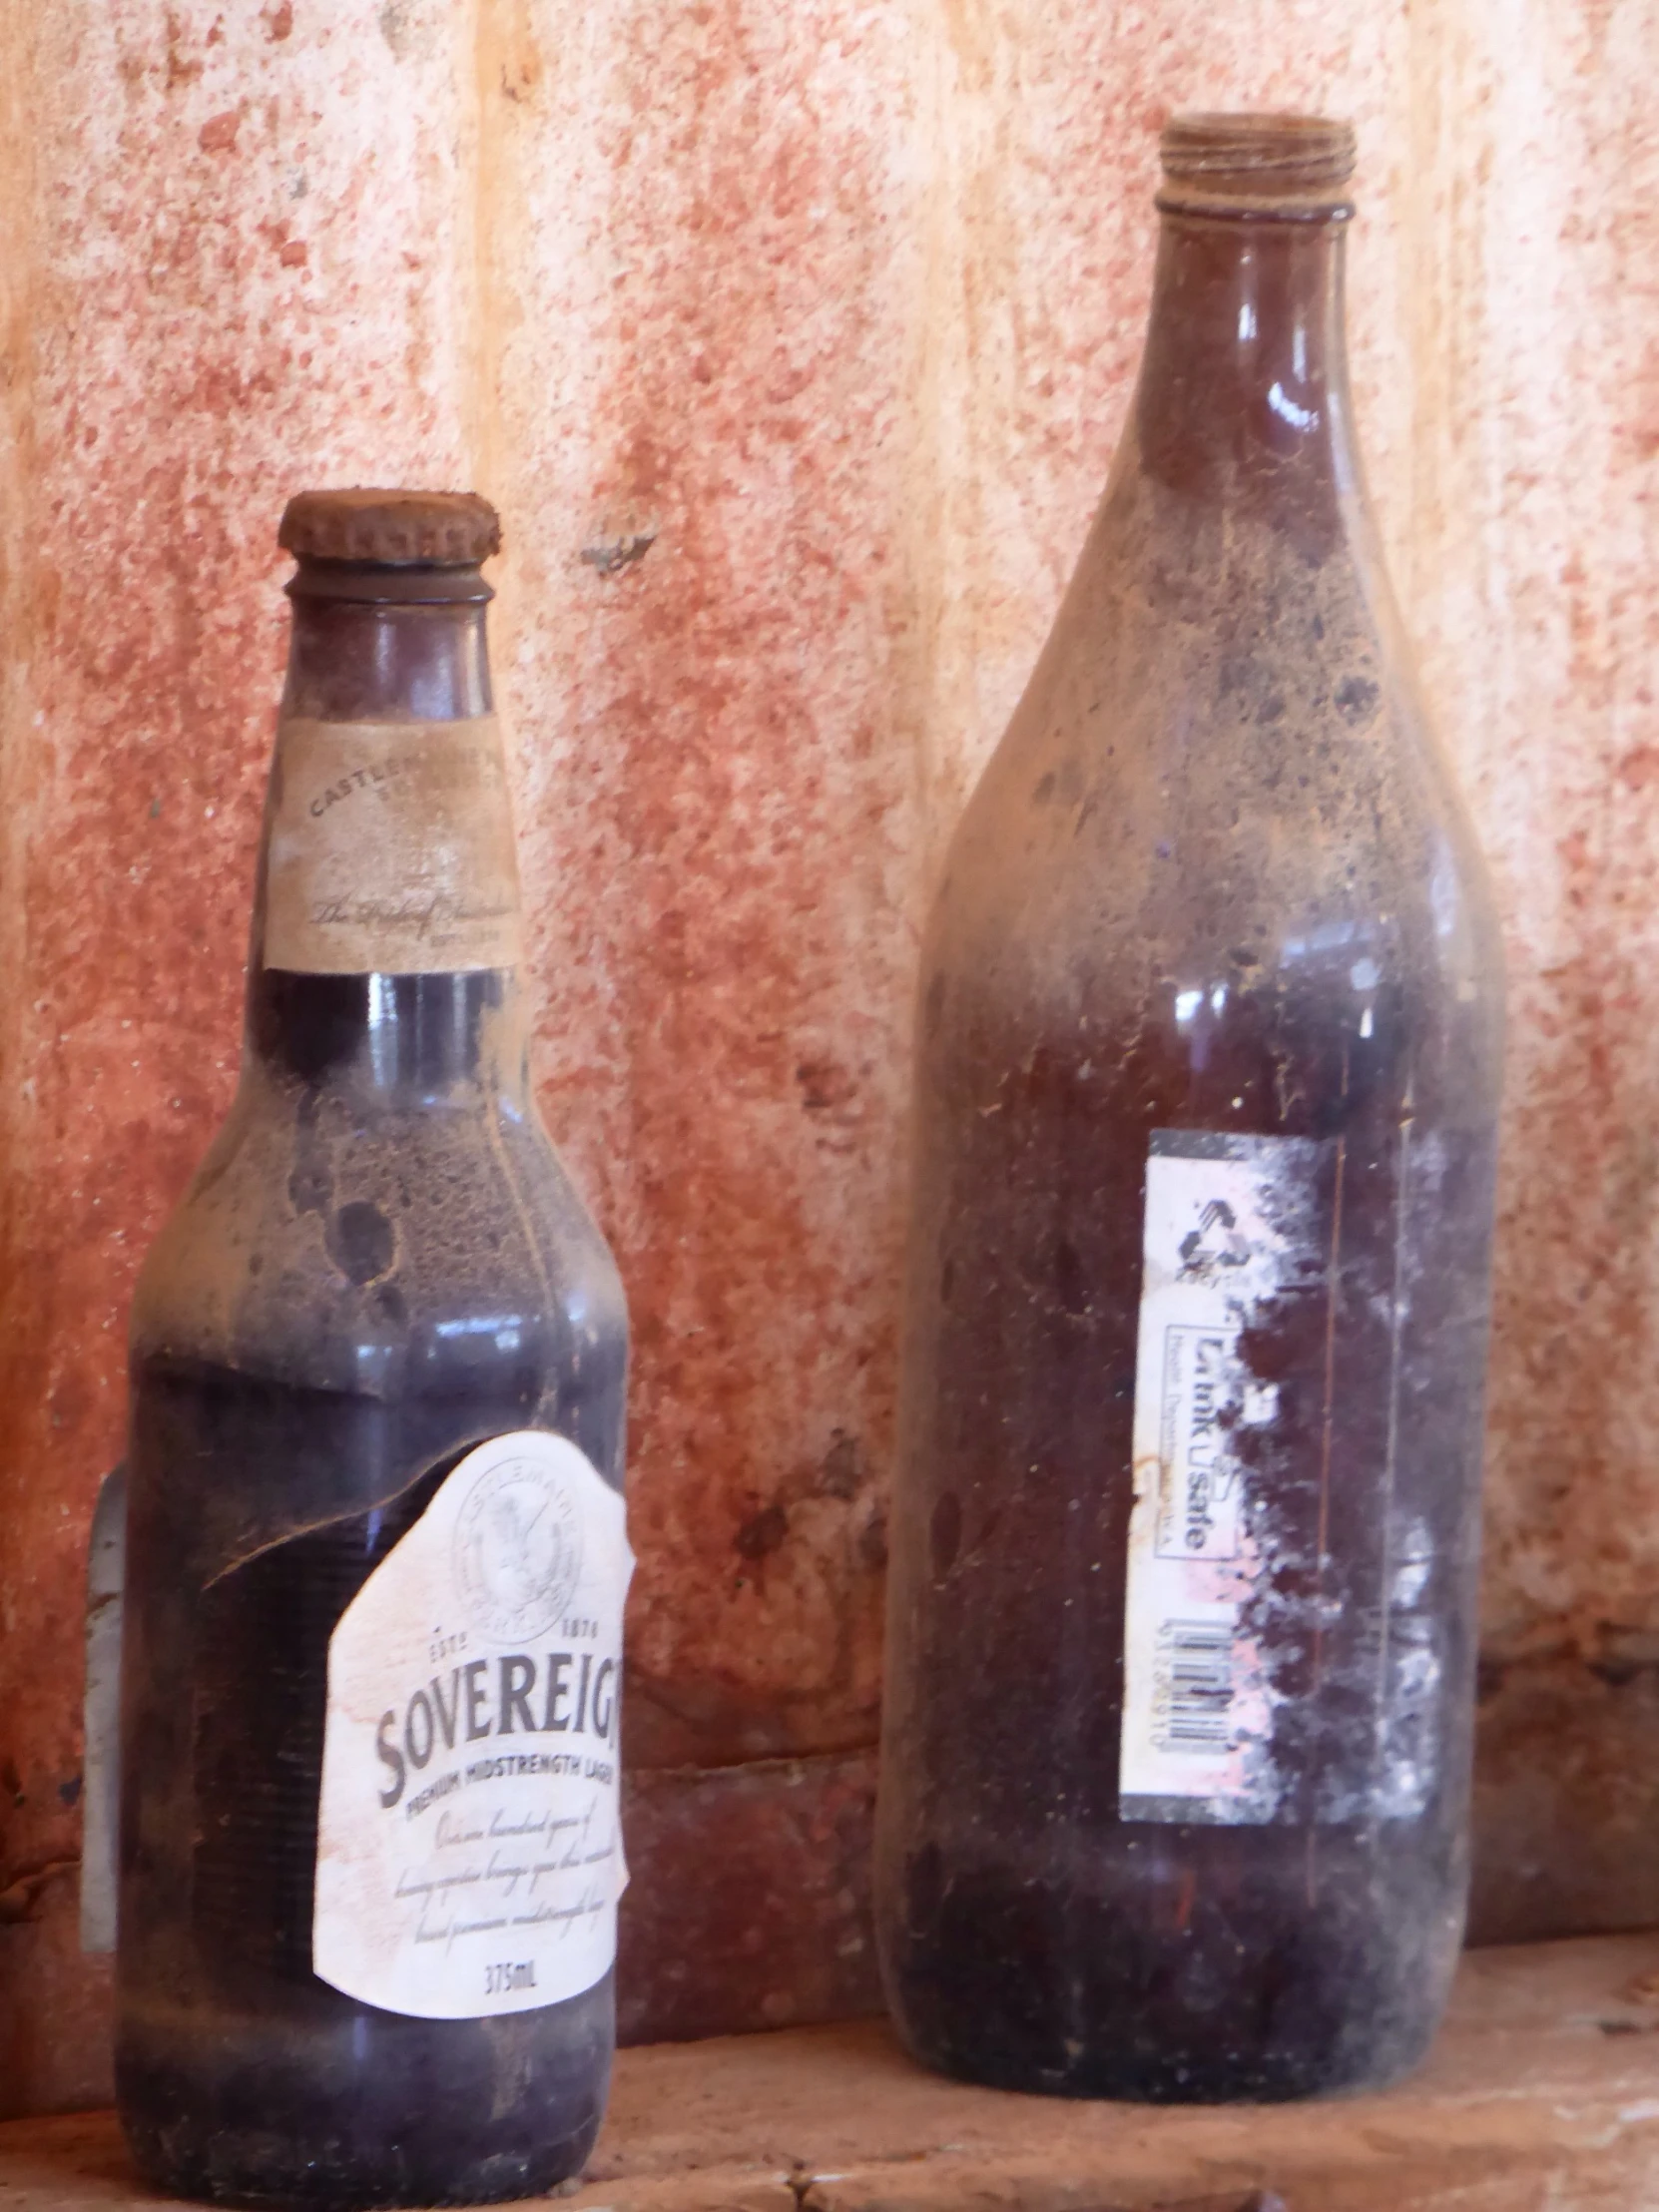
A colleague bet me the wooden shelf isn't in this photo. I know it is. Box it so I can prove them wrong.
[4,1936,1658,2212]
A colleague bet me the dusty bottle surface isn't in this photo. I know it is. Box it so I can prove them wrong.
[874,116,1504,2102]
[116,491,631,2205]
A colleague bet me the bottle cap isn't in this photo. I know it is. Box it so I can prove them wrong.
[278,489,502,567]
[1159,113,1356,217]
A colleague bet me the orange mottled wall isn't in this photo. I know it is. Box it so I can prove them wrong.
[2,0,1655,2114]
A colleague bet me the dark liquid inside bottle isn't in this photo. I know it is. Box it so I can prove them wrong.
[874,118,1503,2102]
[881,991,1495,2098]
[117,529,629,2204]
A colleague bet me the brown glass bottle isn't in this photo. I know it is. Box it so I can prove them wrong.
[874,118,1504,2101]
[116,493,630,2204]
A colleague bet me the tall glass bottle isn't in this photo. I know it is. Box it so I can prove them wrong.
[875,117,1504,2100]
[117,491,631,2204]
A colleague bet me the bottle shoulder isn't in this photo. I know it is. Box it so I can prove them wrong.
[919,501,1504,1130]
[131,1073,628,1394]
[928,485,1502,1070]
[933,720,1499,987]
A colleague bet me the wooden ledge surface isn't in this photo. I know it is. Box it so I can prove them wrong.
[3,1936,1659,2212]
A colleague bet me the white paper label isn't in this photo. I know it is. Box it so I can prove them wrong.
[1119,1131,1324,1827]
[313,1431,633,2019]
[265,716,524,975]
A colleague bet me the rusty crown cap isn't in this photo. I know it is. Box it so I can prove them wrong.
[278,488,501,566]
[1161,112,1357,200]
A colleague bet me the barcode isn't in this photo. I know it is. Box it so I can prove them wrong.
[1157,1619,1235,1751]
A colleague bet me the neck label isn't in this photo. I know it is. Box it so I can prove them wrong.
[265,715,524,974]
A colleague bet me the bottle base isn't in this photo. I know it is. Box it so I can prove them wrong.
[121,2119,601,2212]
[116,1986,612,2210]
[888,2013,1432,2105]
[877,1848,1456,2105]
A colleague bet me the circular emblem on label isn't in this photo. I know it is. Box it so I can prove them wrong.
[452,1450,583,1643]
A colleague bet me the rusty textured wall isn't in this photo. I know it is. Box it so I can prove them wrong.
[1,0,1654,2116]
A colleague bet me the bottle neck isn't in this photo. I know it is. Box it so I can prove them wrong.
[247,588,527,1107]
[1131,210,1359,520]
[279,594,494,723]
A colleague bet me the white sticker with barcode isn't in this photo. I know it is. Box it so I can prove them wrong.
[1118,1130,1323,1825]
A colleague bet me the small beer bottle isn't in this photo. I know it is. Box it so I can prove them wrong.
[875,117,1504,2100]
[117,491,631,2203]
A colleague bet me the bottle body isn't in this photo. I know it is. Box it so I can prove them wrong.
[874,125,1503,2101]
[117,507,630,2204]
